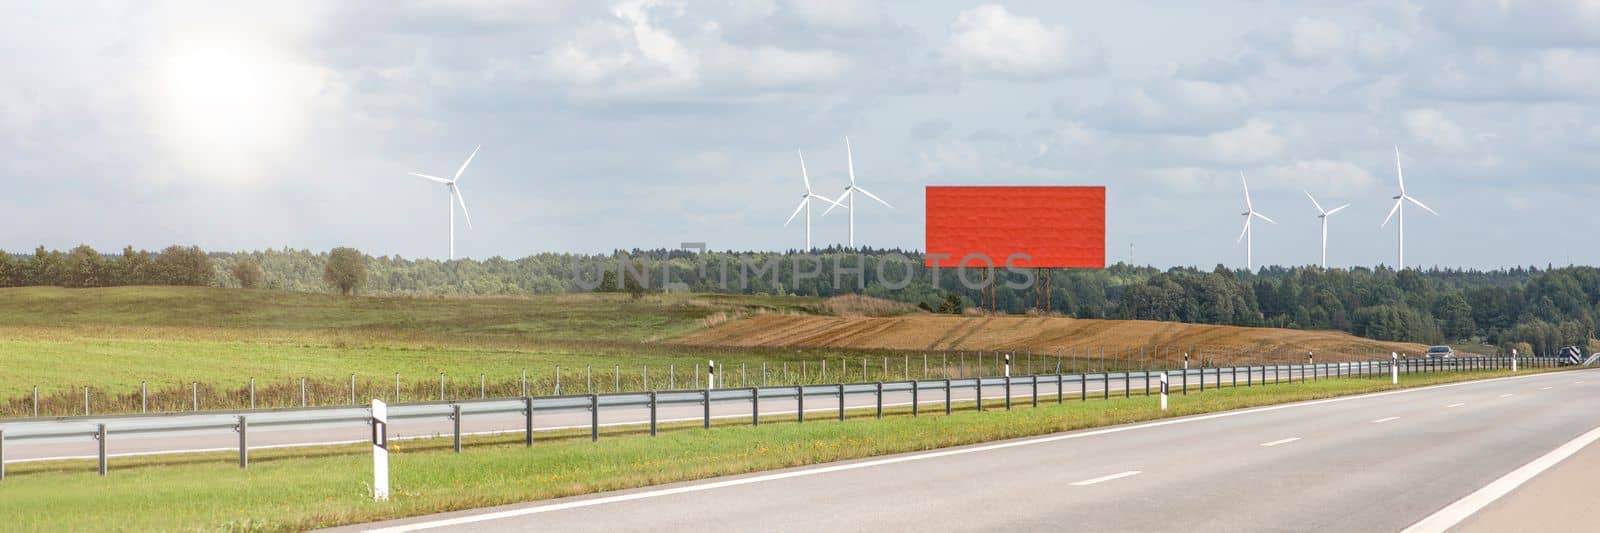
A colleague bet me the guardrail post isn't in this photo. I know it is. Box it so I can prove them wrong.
[1,429,6,480]
[1057,374,1065,404]
[1004,377,1012,411]
[96,423,107,476]
[440,373,446,401]
[192,382,198,411]
[84,386,90,416]
[1103,372,1109,400]
[1182,368,1188,395]
[977,377,984,412]
[480,374,486,399]
[875,382,884,419]
[248,378,255,409]
[452,404,463,452]
[944,379,952,415]
[523,397,534,447]
[301,378,308,407]
[751,387,760,426]
[1232,365,1238,388]
[702,389,711,429]
[837,384,845,421]
[352,374,358,405]
[590,394,599,441]
[1200,368,1206,392]
[1031,375,1039,407]
[236,416,248,469]
[912,381,920,417]
[32,386,38,417]
[797,386,805,424]
[1080,373,1086,401]
[1124,371,1130,398]
[649,391,659,435]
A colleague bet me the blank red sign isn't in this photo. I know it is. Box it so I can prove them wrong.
[924,186,1105,269]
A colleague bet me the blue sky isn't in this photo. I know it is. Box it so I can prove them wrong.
[2,1,1597,269]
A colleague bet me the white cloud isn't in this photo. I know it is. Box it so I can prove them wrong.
[1516,48,1600,97]
[1288,17,1345,64]
[1428,0,1600,47]
[1078,79,1253,134]
[1403,109,1468,153]
[940,4,1103,81]
[787,0,884,31]
[1262,160,1378,196]
[1170,119,1284,164]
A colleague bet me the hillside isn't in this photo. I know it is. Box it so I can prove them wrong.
[672,314,1430,360]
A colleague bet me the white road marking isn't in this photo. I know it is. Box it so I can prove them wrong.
[1576,381,1586,384]
[1446,403,1465,408]
[360,374,1591,533]
[1403,423,1600,533]
[1070,470,1143,486]
[1260,437,1300,447]
[1540,386,1553,390]
[1372,416,1401,424]
[1499,393,1514,398]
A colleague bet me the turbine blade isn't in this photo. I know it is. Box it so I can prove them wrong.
[856,186,892,208]
[1237,218,1251,243]
[454,145,481,182]
[1304,190,1325,214]
[784,198,807,227]
[1326,204,1351,216]
[1252,212,1277,224]
[798,150,811,193]
[1241,172,1253,211]
[1381,198,1402,227]
[1406,196,1439,216]
[845,137,856,186]
[408,172,451,184]
[810,193,843,208]
[821,189,851,216]
[1394,145,1405,195]
[454,188,473,229]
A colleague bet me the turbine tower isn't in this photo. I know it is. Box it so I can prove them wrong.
[1237,172,1275,270]
[406,146,479,260]
[783,150,843,250]
[1304,191,1350,268]
[821,137,892,247]
[1381,146,1439,270]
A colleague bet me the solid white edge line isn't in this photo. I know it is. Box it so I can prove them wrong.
[361,371,1588,533]
[1446,403,1465,408]
[1403,424,1600,533]
[1260,437,1301,447]
[1372,416,1400,423]
[1070,470,1142,486]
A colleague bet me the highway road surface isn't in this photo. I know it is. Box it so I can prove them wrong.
[3,366,1317,463]
[341,369,1600,533]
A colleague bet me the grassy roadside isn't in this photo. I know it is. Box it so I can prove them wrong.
[0,369,1558,531]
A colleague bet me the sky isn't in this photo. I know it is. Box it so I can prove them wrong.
[2,0,1598,269]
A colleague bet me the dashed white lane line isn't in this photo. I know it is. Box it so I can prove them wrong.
[1541,386,1553,390]
[1373,416,1401,424]
[1260,437,1301,447]
[1446,403,1466,408]
[1071,470,1143,486]
[1499,393,1514,398]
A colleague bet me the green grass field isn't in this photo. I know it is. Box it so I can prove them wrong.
[0,370,1542,531]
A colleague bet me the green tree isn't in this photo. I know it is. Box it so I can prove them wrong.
[323,247,368,296]
[230,258,264,289]
[154,245,212,286]
[63,245,107,288]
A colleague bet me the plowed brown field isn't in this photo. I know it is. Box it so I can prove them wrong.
[671,314,1429,360]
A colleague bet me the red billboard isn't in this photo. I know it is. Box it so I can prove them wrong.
[924,186,1105,269]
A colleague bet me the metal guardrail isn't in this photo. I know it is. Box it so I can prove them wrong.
[0,356,1563,479]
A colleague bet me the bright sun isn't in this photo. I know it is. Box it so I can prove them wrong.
[157,36,307,180]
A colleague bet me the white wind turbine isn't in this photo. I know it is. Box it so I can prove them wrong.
[783,150,844,250]
[821,137,892,247]
[1304,191,1350,268]
[406,146,479,260]
[1381,146,1439,270]
[1237,172,1276,270]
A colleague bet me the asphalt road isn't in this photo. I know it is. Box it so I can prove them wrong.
[344,368,1600,533]
[3,365,1322,463]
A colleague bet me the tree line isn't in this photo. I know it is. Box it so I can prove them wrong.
[2,245,1596,355]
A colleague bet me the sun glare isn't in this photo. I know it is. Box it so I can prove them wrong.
[157,36,304,180]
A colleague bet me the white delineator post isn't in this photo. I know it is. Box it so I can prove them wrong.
[1391,352,1399,385]
[1159,372,1169,411]
[1004,353,1012,378]
[1512,349,1518,372]
[708,360,716,390]
[372,399,390,501]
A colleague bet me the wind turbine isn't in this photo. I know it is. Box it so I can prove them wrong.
[783,150,844,250]
[1237,172,1275,270]
[1304,191,1350,268]
[406,146,479,260]
[821,137,892,248]
[1381,146,1439,270]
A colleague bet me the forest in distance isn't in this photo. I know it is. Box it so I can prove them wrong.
[2,244,1597,356]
